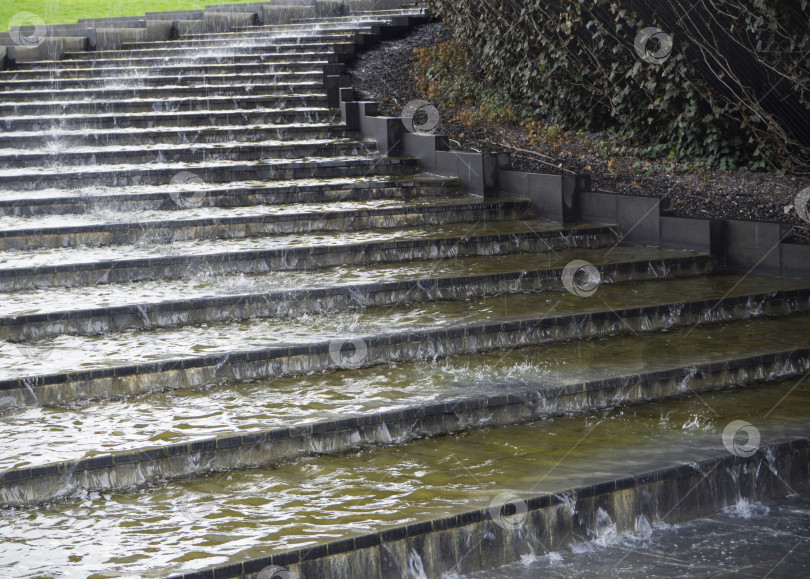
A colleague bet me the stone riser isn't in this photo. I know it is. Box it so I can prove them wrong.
[0,179,462,217]
[120,38,355,51]
[0,154,411,191]
[0,228,616,291]
[0,201,528,252]
[0,86,327,106]
[0,227,614,291]
[0,107,338,132]
[15,46,338,69]
[61,42,351,60]
[0,71,325,92]
[225,439,810,579]
[1,351,806,507]
[0,123,346,149]
[10,51,338,71]
[0,288,803,406]
[0,140,374,170]
[0,94,326,117]
[1,254,710,340]
[0,61,327,81]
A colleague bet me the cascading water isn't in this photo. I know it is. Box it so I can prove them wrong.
[0,2,807,578]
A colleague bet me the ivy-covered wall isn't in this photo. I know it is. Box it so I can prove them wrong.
[424,0,810,172]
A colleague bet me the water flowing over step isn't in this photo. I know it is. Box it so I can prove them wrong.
[1,377,808,576]
[2,4,807,578]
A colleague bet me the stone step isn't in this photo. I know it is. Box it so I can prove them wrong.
[0,246,700,320]
[0,174,462,217]
[0,70,325,92]
[0,220,615,290]
[1,335,806,506]
[0,154,416,191]
[180,24,379,40]
[0,121,347,149]
[0,93,326,118]
[0,137,375,170]
[0,59,329,82]
[0,197,529,251]
[10,50,338,71]
[0,84,327,106]
[0,245,708,338]
[24,282,799,475]
[119,36,356,51]
[0,271,806,411]
[0,103,339,132]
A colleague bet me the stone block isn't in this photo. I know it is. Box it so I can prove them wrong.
[263,5,317,24]
[92,28,149,51]
[204,12,258,33]
[11,36,89,62]
[780,242,810,279]
[725,219,791,276]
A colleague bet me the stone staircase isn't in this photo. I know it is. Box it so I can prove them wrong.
[1,2,809,578]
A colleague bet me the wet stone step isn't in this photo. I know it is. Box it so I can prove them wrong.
[0,122,347,149]
[0,221,616,289]
[0,94,327,117]
[0,85,328,106]
[0,71,326,92]
[0,175,462,217]
[119,37,357,51]
[0,83,326,108]
[0,197,529,251]
[7,50,338,71]
[0,247,706,319]
[0,138,376,170]
[0,60,330,82]
[2,348,807,507]
[0,153,410,191]
[180,27,378,41]
[0,377,807,576]
[1,273,807,396]
[1,312,800,472]
[61,41,355,61]
[0,106,339,132]
[0,249,711,338]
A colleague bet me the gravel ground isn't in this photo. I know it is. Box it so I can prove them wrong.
[348,22,810,243]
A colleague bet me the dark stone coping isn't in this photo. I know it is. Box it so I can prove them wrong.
[0,223,612,280]
[3,346,807,486]
[162,436,808,579]
[0,176,459,210]
[0,199,528,240]
[0,289,805,393]
[0,253,711,328]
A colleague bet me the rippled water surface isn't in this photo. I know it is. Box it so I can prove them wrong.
[1,375,807,578]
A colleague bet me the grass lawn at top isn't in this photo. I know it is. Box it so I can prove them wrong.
[1,1,264,32]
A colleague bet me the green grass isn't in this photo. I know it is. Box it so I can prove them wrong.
[1,1,266,32]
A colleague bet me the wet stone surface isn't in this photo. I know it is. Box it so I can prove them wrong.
[464,493,810,578]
